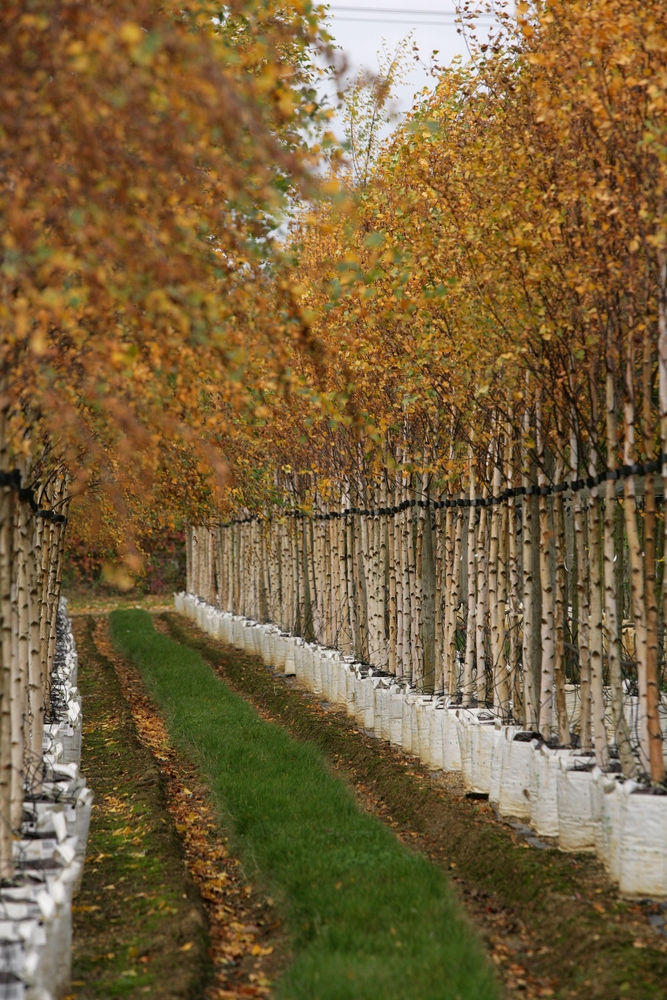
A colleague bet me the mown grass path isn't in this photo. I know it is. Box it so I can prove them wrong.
[110,609,498,1000]
[162,612,667,1000]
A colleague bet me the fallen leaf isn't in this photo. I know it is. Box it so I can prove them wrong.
[251,944,273,956]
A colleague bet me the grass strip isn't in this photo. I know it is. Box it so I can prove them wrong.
[109,609,498,1000]
[71,616,209,999]
[162,611,667,1000]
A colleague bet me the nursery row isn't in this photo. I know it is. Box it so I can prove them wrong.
[187,467,667,787]
[0,464,71,875]
[178,592,667,902]
[0,601,92,999]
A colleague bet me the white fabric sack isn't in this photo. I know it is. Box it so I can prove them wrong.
[232,618,244,649]
[264,628,275,665]
[618,784,667,897]
[389,688,404,747]
[455,713,473,790]
[219,614,231,644]
[442,709,462,772]
[428,706,445,770]
[251,623,263,655]
[376,686,391,742]
[345,667,357,718]
[303,645,315,691]
[353,675,367,727]
[328,655,341,705]
[417,700,433,766]
[469,720,500,795]
[556,757,598,851]
[311,648,323,697]
[402,697,419,755]
[361,678,374,731]
[594,770,624,879]
[294,639,305,683]
[320,653,332,701]
[529,744,561,838]
[265,628,275,663]
[274,634,287,670]
[400,696,413,754]
[497,734,535,820]
[284,637,296,675]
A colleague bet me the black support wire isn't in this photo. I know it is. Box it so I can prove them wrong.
[222,456,667,527]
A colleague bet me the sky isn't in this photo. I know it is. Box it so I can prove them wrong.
[320,2,504,139]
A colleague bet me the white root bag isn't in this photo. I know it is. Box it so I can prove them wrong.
[428,707,445,770]
[366,678,381,731]
[220,615,231,644]
[251,623,262,654]
[389,689,404,747]
[311,648,323,697]
[266,628,275,663]
[320,653,332,702]
[401,696,419,755]
[416,701,432,765]
[284,637,296,675]
[442,709,462,772]
[594,771,624,881]
[328,655,340,705]
[470,721,501,796]
[232,618,244,649]
[617,785,667,898]
[375,686,391,742]
[455,713,473,790]
[351,674,364,728]
[497,733,534,820]
[304,645,315,691]
[337,657,349,707]
[529,744,561,838]
[294,640,305,683]
[335,661,348,708]
[345,667,357,719]
[556,758,598,851]
[274,634,287,670]
[358,675,371,729]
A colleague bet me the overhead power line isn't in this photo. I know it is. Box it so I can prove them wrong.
[326,7,498,25]
[331,16,474,23]
[328,5,492,14]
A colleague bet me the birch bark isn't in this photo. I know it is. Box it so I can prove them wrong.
[622,343,652,772]
[463,459,476,706]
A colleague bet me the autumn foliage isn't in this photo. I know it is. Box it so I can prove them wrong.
[186,0,667,782]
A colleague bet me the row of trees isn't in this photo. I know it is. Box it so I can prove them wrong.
[0,431,69,876]
[0,0,334,865]
[184,0,667,783]
[5,0,667,830]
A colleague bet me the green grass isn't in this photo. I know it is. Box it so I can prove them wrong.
[109,609,498,1000]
